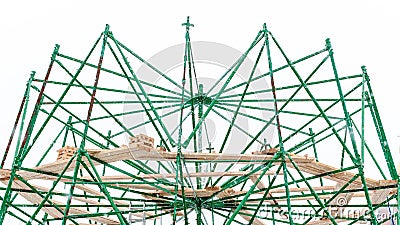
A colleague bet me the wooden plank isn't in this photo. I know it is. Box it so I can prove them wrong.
[17,146,134,180]
[116,184,221,198]
[268,185,336,194]
[1,180,120,224]
[2,136,396,225]
[250,175,288,220]
[15,144,395,192]
[370,189,393,205]
[73,196,154,220]
[74,184,128,206]
[176,187,221,198]
[329,182,356,218]
[217,188,266,225]
[286,155,396,188]
[127,144,314,164]
[60,201,120,224]
[2,180,63,218]
[16,144,312,181]
[79,171,280,181]
[141,195,184,217]
[0,169,11,180]
[252,147,279,155]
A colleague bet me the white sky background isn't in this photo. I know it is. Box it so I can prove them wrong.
[0,1,399,168]
[0,0,400,173]
[0,0,400,163]
[0,1,399,224]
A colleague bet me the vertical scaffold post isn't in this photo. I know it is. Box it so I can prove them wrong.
[327,39,378,224]
[1,71,35,169]
[197,83,203,188]
[363,66,398,179]
[264,23,294,224]
[18,44,60,163]
[0,71,36,223]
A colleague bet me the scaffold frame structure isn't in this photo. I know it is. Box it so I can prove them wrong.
[0,17,398,225]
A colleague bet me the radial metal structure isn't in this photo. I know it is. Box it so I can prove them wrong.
[0,17,398,225]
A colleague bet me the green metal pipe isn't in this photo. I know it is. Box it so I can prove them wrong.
[33,78,182,100]
[16,34,103,164]
[364,66,397,179]
[183,31,264,148]
[218,74,362,100]
[269,32,357,164]
[108,32,175,149]
[57,53,188,98]
[213,48,328,97]
[327,38,377,223]
[0,71,36,223]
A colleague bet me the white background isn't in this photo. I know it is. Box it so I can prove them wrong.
[0,0,399,223]
[1,0,398,160]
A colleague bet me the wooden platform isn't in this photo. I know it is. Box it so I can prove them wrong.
[0,137,396,224]
[2,144,314,180]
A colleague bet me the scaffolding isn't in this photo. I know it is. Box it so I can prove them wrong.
[0,17,398,225]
